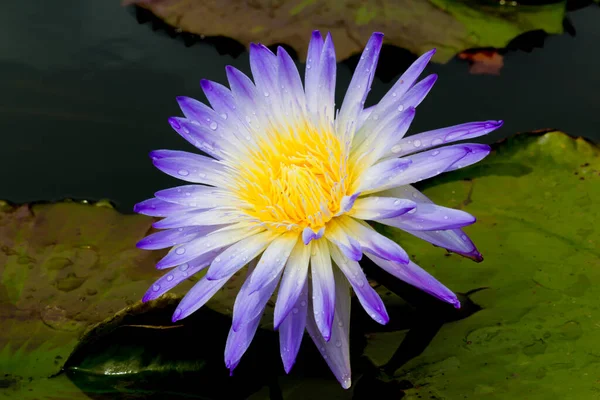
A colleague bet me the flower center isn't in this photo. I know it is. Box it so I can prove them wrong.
[234,122,349,232]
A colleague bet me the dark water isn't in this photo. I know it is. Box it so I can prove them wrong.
[0,1,598,213]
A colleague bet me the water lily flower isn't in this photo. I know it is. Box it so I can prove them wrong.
[135,30,502,388]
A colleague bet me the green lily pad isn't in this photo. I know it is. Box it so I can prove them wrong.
[365,131,600,399]
[0,200,247,398]
[126,0,566,62]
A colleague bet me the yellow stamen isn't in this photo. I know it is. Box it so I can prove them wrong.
[233,121,350,233]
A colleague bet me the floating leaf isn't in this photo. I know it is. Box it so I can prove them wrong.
[365,131,600,399]
[125,0,566,62]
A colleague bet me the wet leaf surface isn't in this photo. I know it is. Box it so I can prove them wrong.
[366,131,600,399]
[124,0,566,62]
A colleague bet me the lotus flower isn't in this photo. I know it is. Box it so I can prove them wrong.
[135,30,502,388]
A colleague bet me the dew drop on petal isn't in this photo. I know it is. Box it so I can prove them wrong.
[179,263,189,271]
[220,113,228,120]
[397,104,404,112]
[413,139,421,147]
[209,121,218,130]
[300,300,307,307]
[152,284,160,292]
[393,199,400,205]
[443,215,449,220]
[167,274,174,282]
[432,138,443,146]
[431,150,440,156]
[338,320,343,327]
[264,91,269,97]
[335,340,342,348]
[391,145,402,153]
[176,247,186,255]
[392,92,397,97]
[214,256,221,263]
[178,169,189,176]
[292,307,299,314]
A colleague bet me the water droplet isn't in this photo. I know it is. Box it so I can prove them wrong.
[413,139,422,147]
[338,321,343,327]
[245,135,251,141]
[306,64,311,69]
[391,145,402,153]
[176,247,186,255]
[432,138,443,146]
[432,150,440,156]
[209,121,218,130]
[392,92,397,97]
[357,280,365,288]
[372,113,379,120]
[178,169,189,176]
[152,284,160,291]
[461,234,468,241]
[300,300,307,307]
[264,91,269,97]
[167,274,174,281]
[214,257,221,263]
[220,113,228,119]
[443,215,449,220]
[292,307,299,314]
[179,263,189,271]
[407,208,417,214]
[335,340,342,347]
[199,172,207,178]
[397,104,404,112]
[393,199,400,205]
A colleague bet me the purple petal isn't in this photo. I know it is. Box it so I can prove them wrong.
[337,32,384,141]
[152,208,242,229]
[310,239,336,341]
[314,33,336,124]
[357,105,374,130]
[388,120,503,157]
[445,144,491,172]
[152,149,227,186]
[224,311,262,374]
[380,186,483,261]
[167,117,225,160]
[396,74,437,110]
[328,243,388,325]
[277,46,306,116]
[305,31,324,117]
[279,280,308,373]
[336,192,360,216]
[225,66,264,132]
[273,239,311,329]
[324,220,362,262]
[352,107,416,168]
[247,232,298,293]
[367,253,460,308]
[352,197,417,220]
[302,226,325,245]
[232,261,283,332]
[205,230,276,280]
[249,43,278,101]
[156,225,262,269]
[172,273,234,322]
[377,203,476,231]
[353,49,435,146]
[133,197,192,217]
[200,79,250,138]
[306,267,352,389]
[355,158,412,193]
[136,225,217,250]
[143,249,223,302]
[155,185,235,208]
[338,216,409,264]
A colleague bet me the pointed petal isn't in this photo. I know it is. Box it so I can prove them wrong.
[310,239,335,341]
[377,203,476,231]
[143,249,222,302]
[379,185,483,261]
[133,197,192,217]
[249,43,278,101]
[302,226,325,245]
[136,225,218,250]
[354,158,412,194]
[336,192,360,216]
[246,232,298,293]
[367,253,460,308]
[279,280,308,373]
[337,32,384,141]
[225,66,265,135]
[173,273,234,321]
[329,243,388,325]
[388,120,503,158]
[156,225,263,269]
[224,311,262,374]
[305,30,324,117]
[154,185,237,208]
[307,267,352,389]
[353,49,436,146]
[167,117,226,160]
[206,230,278,280]
[274,238,311,328]
[324,219,362,261]
[314,33,336,124]
[151,148,228,186]
[277,46,306,117]
[337,216,409,264]
[351,196,416,220]
[152,208,242,229]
